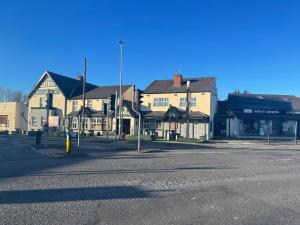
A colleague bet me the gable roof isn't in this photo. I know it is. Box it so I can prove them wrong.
[70,85,132,100]
[227,93,300,112]
[48,71,98,98]
[143,77,216,94]
[27,71,98,99]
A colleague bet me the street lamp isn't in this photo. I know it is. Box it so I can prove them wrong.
[186,80,190,139]
[118,40,124,139]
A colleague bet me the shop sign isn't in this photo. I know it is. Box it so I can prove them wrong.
[35,89,60,95]
[48,116,60,127]
[243,109,280,114]
[253,109,279,114]
[243,109,252,113]
[41,76,56,88]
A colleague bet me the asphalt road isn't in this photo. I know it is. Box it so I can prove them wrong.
[1,135,300,225]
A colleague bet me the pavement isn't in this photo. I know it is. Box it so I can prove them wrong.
[1,135,300,224]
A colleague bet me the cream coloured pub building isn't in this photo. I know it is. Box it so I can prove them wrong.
[141,73,218,140]
[27,70,137,135]
[66,85,137,136]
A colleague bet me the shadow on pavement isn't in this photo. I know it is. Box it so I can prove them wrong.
[18,166,236,178]
[0,186,157,204]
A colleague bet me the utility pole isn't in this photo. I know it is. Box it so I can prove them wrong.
[131,85,141,151]
[106,101,109,139]
[77,114,81,150]
[295,121,298,145]
[45,90,50,148]
[186,81,190,139]
[118,40,124,139]
[82,58,87,137]
[114,90,118,140]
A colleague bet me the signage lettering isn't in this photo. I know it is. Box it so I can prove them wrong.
[35,89,60,95]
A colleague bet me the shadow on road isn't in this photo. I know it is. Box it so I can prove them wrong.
[17,166,235,178]
[0,186,158,204]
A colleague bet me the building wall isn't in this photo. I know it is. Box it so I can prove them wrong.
[123,86,135,101]
[142,119,209,140]
[66,86,136,135]
[0,102,27,133]
[141,92,213,116]
[66,99,103,114]
[27,75,66,131]
[66,86,135,114]
[141,91,216,140]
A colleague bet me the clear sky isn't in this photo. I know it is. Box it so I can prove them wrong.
[1,0,300,99]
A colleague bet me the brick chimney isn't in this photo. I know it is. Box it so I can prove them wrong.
[76,74,83,81]
[173,73,182,87]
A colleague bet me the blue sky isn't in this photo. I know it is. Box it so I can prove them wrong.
[1,0,300,99]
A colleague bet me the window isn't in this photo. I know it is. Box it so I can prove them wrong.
[72,118,78,129]
[153,98,169,107]
[86,100,92,108]
[84,118,89,129]
[41,116,46,126]
[31,116,37,126]
[0,116,9,128]
[180,97,186,107]
[39,97,46,108]
[72,101,78,111]
[155,120,162,129]
[179,97,197,107]
[190,97,197,107]
[91,118,102,129]
[144,119,149,129]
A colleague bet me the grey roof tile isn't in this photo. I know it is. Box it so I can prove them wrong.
[70,85,132,100]
[143,77,216,94]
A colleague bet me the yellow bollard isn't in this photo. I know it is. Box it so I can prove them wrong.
[66,134,71,154]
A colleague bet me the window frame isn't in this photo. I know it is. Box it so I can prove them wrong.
[72,100,78,111]
[86,100,92,108]
[31,116,37,126]
[155,120,162,129]
[72,117,78,129]
[144,119,150,129]
[153,98,169,107]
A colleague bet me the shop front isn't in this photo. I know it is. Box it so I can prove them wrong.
[214,93,300,139]
[236,115,299,138]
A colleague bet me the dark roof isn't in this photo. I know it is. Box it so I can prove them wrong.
[28,71,133,100]
[47,71,98,98]
[227,93,300,112]
[27,71,98,99]
[70,85,132,100]
[143,77,216,94]
[215,100,228,115]
[122,100,137,117]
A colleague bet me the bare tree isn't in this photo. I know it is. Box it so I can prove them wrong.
[0,86,27,103]
[233,89,241,94]
[233,89,251,95]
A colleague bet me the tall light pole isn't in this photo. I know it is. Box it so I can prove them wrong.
[118,40,124,139]
[186,80,190,139]
[82,58,87,137]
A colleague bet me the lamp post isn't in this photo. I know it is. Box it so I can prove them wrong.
[118,40,124,139]
[186,81,190,139]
